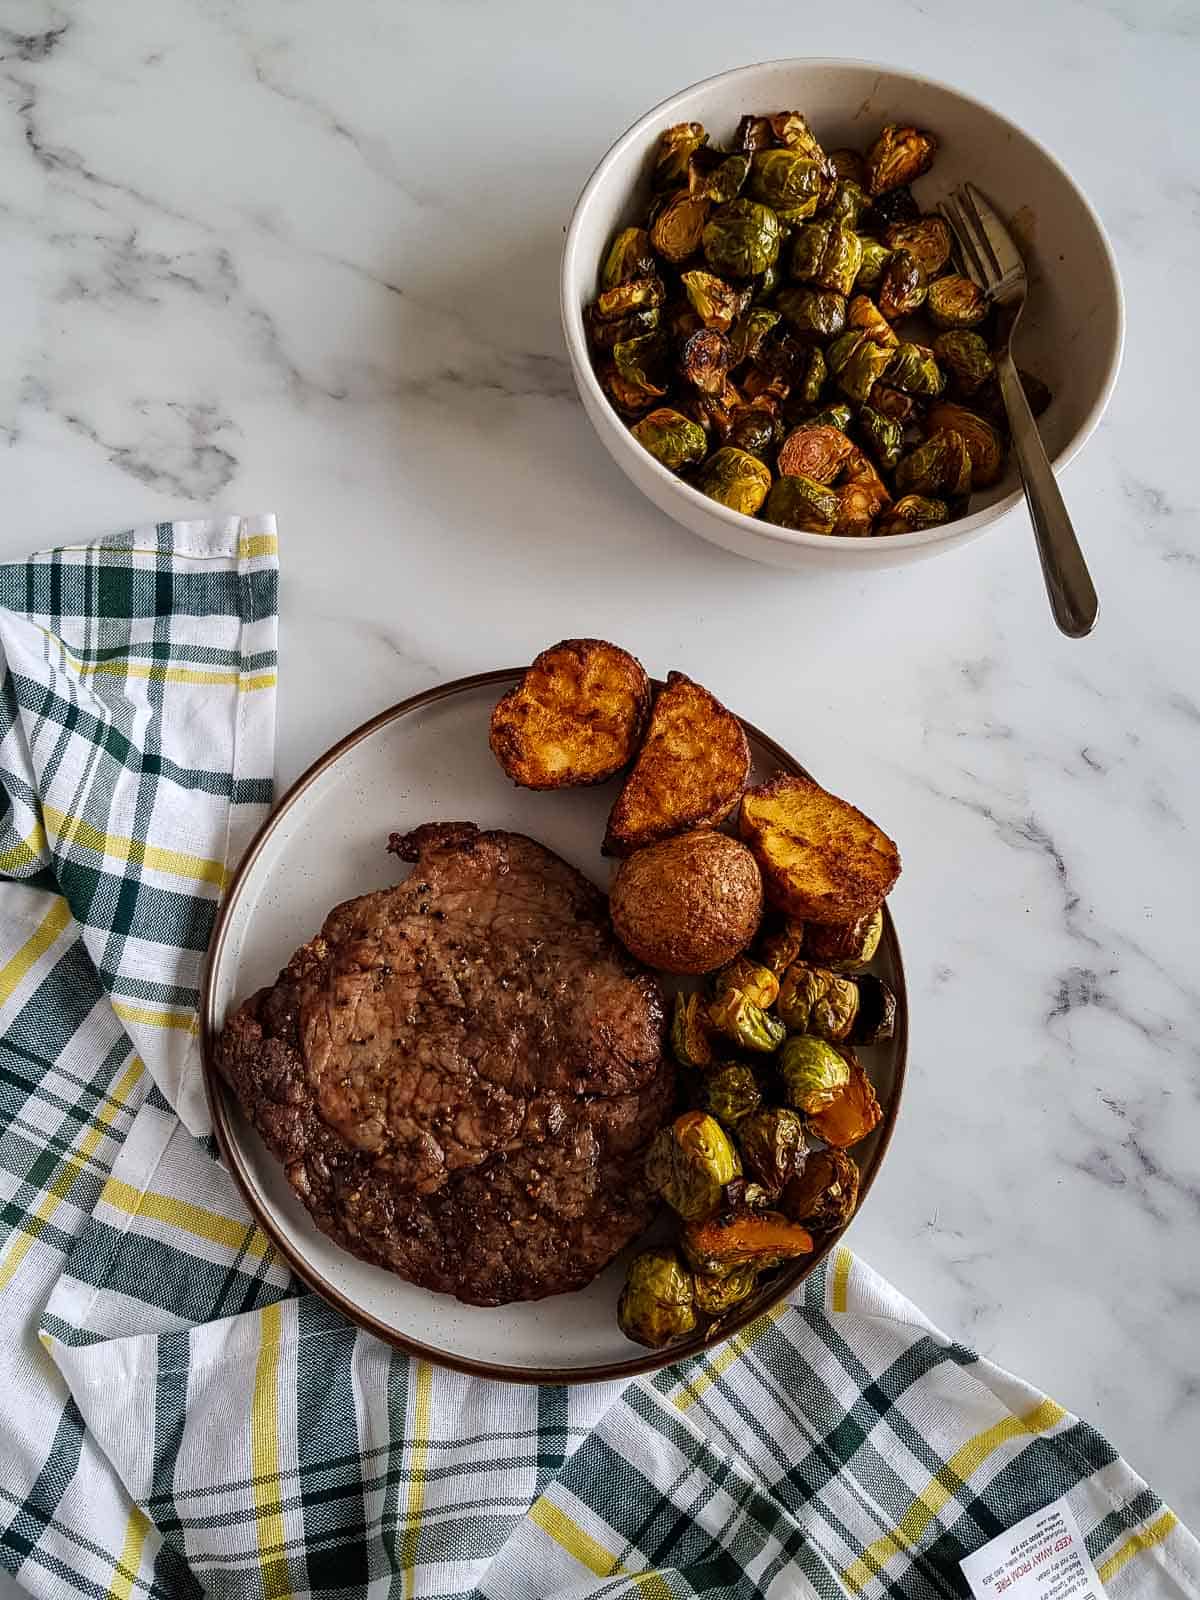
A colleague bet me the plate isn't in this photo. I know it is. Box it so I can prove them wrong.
[201,670,907,1383]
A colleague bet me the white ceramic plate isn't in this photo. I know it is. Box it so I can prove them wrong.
[202,670,907,1383]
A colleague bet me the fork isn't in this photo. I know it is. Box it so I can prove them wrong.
[939,183,1098,638]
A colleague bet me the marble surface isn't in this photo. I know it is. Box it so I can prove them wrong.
[0,0,1196,1555]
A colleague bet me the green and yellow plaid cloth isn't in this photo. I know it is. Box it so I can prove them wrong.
[1,520,1196,1600]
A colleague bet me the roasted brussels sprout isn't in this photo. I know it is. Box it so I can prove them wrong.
[696,1061,763,1127]
[764,474,840,534]
[790,222,864,297]
[779,1035,851,1113]
[777,960,857,1040]
[864,124,937,196]
[881,216,952,277]
[828,147,866,184]
[654,122,708,191]
[795,344,827,405]
[875,494,950,535]
[727,400,780,460]
[932,330,994,396]
[895,428,972,497]
[858,404,904,471]
[630,408,708,473]
[600,227,657,291]
[693,1266,758,1316]
[803,907,883,971]
[733,113,774,154]
[646,1111,741,1221]
[708,989,786,1053]
[775,287,847,341]
[805,403,853,431]
[927,402,1005,487]
[747,149,823,219]
[871,185,920,227]
[759,917,805,974]
[671,991,716,1069]
[680,328,733,395]
[703,199,785,278]
[618,1249,696,1347]
[739,1107,808,1194]
[877,249,927,320]
[777,423,855,483]
[585,303,661,351]
[847,294,898,348]
[855,239,892,290]
[651,192,711,264]
[696,446,772,514]
[806,1054,883,1148]
[681,1208,814,1277]
[711,956,780,1010]
[688,149,751,205]
[825,180,870,231]
[828,331,894,404]
[767,111,829,165]
[612,332,669,401]
[853,973,897,1045]
[887,342,945,396]
[725,1177,775,1210]
[832,481,878,537]
[926,274,988,330]
[599,362,659,418]
[728,306,781,368]
[752,257,783,303]
[867,381,918,421]
[594,275,667,321]
[680,270,748,334]
[781,1148,859,1230]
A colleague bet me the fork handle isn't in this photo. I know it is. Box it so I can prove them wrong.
[997,351,1098,638]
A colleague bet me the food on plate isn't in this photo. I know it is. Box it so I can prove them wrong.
[778,1035,852,1113]
[586,109,1051,536]
[707,988,786,1053]
[215,823,673,1306]
[646,1110,741,1220]
[609,830,764,974]
[489,639,650,789]
[738,1107,808,1194]
[618,1249,697,1347]
[776,963,896,1046]
[671,992,716,1068]
[805,1053,883,1147]
[681,1209,814,1276]
[692,1265,758,1316]
[739,773,901,924]
[926,402,1005,487]
[694,1061,763,1127]
[781,1148,860,1229]
[604,671,750,855]
[710,955,780,1010]
[757,916,806,974]
[802,907,884,971]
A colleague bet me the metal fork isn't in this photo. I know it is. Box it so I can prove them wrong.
[939,183,1098,638]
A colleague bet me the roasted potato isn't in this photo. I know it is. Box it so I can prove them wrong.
[490,639,650,790]
[603,671,751,856]
[739,774,900,924]
[609,830,763,974]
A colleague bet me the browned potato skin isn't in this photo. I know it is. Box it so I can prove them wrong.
[609,831,763,974]
[603,671,751,856]
[739,774,900,925]
[489,639,650,790]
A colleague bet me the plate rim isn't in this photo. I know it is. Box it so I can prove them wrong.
[200,667,908,1385]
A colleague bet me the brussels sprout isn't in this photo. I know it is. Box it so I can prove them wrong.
[864,124,937,196]
[847,294,898,348]
[711,956,781,1010]
[803,908,883,972]
[806,1053,883,1148]
[853,973,897,1045]
[630,407,708,473]
[748,149,823,219]
[828,147,866,184]
[688,149,750,204]
[895,428,972,497]
[725,1177,775,1210]
[680,270,748,334]
[870,185,920,227]
[781,1148,860,1230]
[887,342,945,396]
[825,180,870,231]
[646,1111,741,1221]
[767,111,829,165]
[696,446,772,515]
[618,1249,697,1347]
[764,474,840,534]
[594,275,667,321]
[775,287,847,341]
[671,991,715,1068]
[752,257,783,303]
[866,381,919,421]
[832,481,879,537]
[777,423,855,483]
[601,228,657,291]
[664,302,705,345]
[681,1208,814,1277]
[703,199,785,278]
[926,274,988,330]
[680,328,733,395]
[875,494,950,536]
[708,990,787,1053]
[654,121,708,191]
[789,222,827,284]
[796,345,827,406]
[696,1061,763,1128]
[790,223,863,297]
[599,362,659,418]
[777,960,858,1040]
[728,306,782,368]
[614,330,668,392]
[932,330,994,396]
[857,404,904,471]
[927,402,1005,487]
[828,331,893,404]
[739,1108,808,1194]
[733,114,774,154]
[779,1036,851,1113]
[585,303,661,351]
[727,401,780,461]
[651,191,711,264]
[693,1266,759,1317]
[805,403,853,431]
[882,216,952,277]
[754,324,808,386]
[740,366,789,404]
[878,249,927,320]
[758,917,805,974]
[854,239,892,290]
[974,367,1053,427]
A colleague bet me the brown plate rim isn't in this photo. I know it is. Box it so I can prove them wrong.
[200,667,908,1385]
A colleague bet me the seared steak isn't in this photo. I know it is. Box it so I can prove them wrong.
[215,823,672,1305]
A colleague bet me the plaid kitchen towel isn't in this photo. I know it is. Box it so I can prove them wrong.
[2,519,1198,1600]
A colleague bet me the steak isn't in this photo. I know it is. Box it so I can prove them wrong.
[215,823,672,1305]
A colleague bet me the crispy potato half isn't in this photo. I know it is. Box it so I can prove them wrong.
[603,671,750,856]
[739,774,900,925]
[489,639,650,790]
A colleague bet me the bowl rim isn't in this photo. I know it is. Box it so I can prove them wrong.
[560,56,1126,556]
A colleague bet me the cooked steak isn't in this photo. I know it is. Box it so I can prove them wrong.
[215,823,672,1305]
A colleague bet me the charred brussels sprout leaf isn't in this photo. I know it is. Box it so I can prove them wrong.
[932,330,994,395]
[926,274,988,329]
[708,990,787,1053]
[796,344,828,405]
[613,331,669,393]
[888,342,945,396]
[618,1250,696,1346]
[764,474,840,534]
[828,147,866,184]
[728,306,781,368]
[703,199,785,278]
[847,294,898,347]
[927,402,1005,486]
[696,446,772,515]
[594,275,667,321]
[725,1177,775,1210]
[777,960,859,1041]
[781,1148,860,1230]
[875,494,950,535]
[681,1208,814,1277]
[858,404,904,471]
[828,331,894,404]
[867,381,918,422]
[870,185,920,227]
[853,973,897,1045]
[779,1035,851,1113]
[646,1111,741,1221]
[895,428,972,497]
[777,423,855,483]
[864,124,938,197]
[585,303,661,351]
[882,216,952,276]
[654,122,708,191]
[733,114,774,154]
[739,1107,808,1194]
[748,150,824,219]
[681,270,748,333]
[803,908,883,971]
[775,287,847,341]
[601,227,657,291]
[680,328,733,395]
[630,408,708,473]
[696,1061,763,1127]
[599,362,659,418]
[651,192,711,263]
[693,1266,759,1316]
[825,180,870,231]
[806,1054,883,1148]
[671,992,715,1068]
[878,249,927,320]
[805,403,853,431]
[711,956,781,1010]
[855,239,892,290]
[688,148,751,204]
[759,917,805,974]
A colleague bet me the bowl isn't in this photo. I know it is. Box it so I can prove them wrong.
[560,59,1124,572]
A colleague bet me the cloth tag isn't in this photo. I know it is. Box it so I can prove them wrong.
[960,1498,1104,1598]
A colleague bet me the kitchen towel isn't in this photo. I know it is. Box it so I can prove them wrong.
[1,518,1196,1600]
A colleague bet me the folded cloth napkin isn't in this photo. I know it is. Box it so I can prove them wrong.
[1,521,1197,1600]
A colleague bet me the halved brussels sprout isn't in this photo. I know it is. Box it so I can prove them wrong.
[696,1061,763,1128]
[806,1054,883,1148]
[828,147,866,184]
[775,287,847,341]
[895,428,972,497]
[825,180,870,231]
[854,239,892,290]
[739,1107,808,1194]
[618,1249,696,1347]
[671,992,716,1068]
[585,303,661,351]
[847,294,898,348]
[796,345,827,406]
[630,407,708,473]
[779,1036,851,1113]
[803,908,883,972]
[681,1208,814,1277]
[758,917,805,974]
[594,275,666,321]
[871,185,920,227]
[696,446,772,515]
[601,227,657,291]
[728,306,782,368]
[864,124,937,197]
[764,474,840,534]
[853,974,897,1045]
[878,249,927,320]
[614,331,669,393]
[711,956,780,1010]
[708,990,787,1052]
[777,960,858,1040]
[858,404,904,471]
[875,494,950,535]
[651,192,711,264]
[681,270,748,334]
[693,1265,759,1317]
[599,362,659,417]
[828,331,894,404]
[887,342,945,396]
[927,402,1005,487]
[688,149,751,205]
[866,381,918,421]
[777,423,855,483]
[767,111,829,166]
[926,274,988,330]
[748,150,823,218]
[733,113,774,154]
[790,223,864,297]
[728,401,780,461]
[653,122,708,191]
[680,328,733,395]
[703,199,785,278]
[882,216,952,276]
[646,1111,741,1221]
[805,403,853,431]
[781,1148,860,1230]
[932,330,995,396]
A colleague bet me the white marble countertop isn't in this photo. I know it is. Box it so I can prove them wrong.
[0,0,1196,1552]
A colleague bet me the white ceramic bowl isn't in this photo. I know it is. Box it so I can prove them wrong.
[561,59,1124,571]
